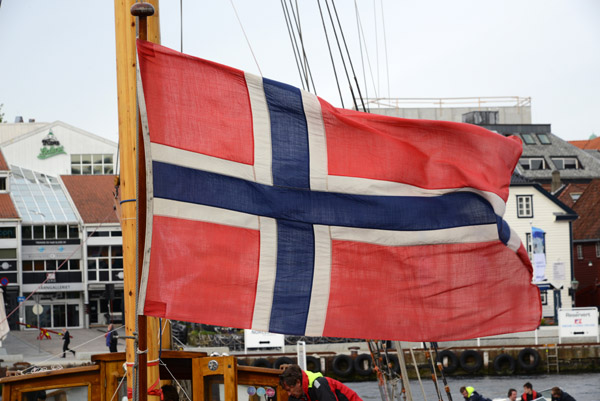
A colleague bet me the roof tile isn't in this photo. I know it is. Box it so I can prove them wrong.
[61,175,120,224]
[0,194,20,219]
[572,179,600,240]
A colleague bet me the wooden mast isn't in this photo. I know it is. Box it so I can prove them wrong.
[114,1,161,400]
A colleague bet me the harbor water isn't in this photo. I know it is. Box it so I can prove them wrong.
[346,373,600,401]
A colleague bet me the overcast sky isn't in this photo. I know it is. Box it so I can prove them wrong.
[0,0,598,144]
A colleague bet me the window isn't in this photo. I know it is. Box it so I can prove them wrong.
[540,291,548,305]
[552,157,580,170]
[22,259,80,272]
[577,245,583,260]
[536,133,551,144]
[571,193,582,202]
[519,157,546,170]
[0,177,6,191]
[517,195,533,218]
[21,225,79,241]
[521,134,536,145]
[71,154,114,175]
[87,245,123,282]
[596,242,600,258]
[0,227,16,239]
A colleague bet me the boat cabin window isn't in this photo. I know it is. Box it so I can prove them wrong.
[205,376,278,401]
[23,386,89,401]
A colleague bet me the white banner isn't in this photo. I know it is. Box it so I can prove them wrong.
[558,308,599,341]
[244,329,285,351]
[553,261,566,281]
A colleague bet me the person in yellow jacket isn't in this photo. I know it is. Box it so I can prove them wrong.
[460,386,492,401]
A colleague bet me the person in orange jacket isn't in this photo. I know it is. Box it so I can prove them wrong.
[521,382,539,401]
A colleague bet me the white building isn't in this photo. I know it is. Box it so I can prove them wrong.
[506,175,578,321]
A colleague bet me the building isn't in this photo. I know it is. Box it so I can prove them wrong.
[0,121,121,329]
[569,179,600,308]
[506,174,577,321]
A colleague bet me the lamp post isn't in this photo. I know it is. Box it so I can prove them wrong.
[570,279,579,307]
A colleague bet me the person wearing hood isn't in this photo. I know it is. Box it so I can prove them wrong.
[280,364,362,401]
[551,387,576,401]
[460,386,492,401]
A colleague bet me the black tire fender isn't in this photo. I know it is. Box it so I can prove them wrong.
[517,348,540,371]
[459,350,483,373]
[273,356,295,369]
[492,353,516,375]
[437,350,459,374]
[353,353,373,376]
[331,354,353,377]
[252,358,272,369]
[306,356,321,373]
[383,354,400,374]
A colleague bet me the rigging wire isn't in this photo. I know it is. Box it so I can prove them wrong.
[286,0,318,94]
[329,0,367,112]
[380,0,390,99]
[373,0,380,96]
[322,0,358,110]
[228,0,263,76]
[316,0,345,108]
[354,0,370,110]
[280,0,308,90]
[180,0,183,52]
[354,2,379,100]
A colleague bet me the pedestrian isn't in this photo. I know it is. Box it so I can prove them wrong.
[459,386,491,401]
[106,323,119,352]
[522,382,539,401]
[161,385,179,401]
[551,387,576,401]
[280,364,362,401]
[507,389,517,401]
[61,328,76,358]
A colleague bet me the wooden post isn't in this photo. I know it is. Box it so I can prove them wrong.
[114,1,160,401]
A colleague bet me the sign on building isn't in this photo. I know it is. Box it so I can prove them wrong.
[558,307,599,343]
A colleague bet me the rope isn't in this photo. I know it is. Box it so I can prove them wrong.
[0,208,118,327]
[228,0,262,76]
[286,0,317,94]
[330,0,368,112]
[354,1,370,111]
[110,372,128,401]
[354,1,378,99]
[159,359,192,401]
[379,0,390,100]
[323,0,358,111]
[280,0,307,90]
[316,0,344,107]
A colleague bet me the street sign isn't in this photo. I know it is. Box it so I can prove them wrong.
[558,307,599,343]
[0,277,8,286]
[32,304,44,315]
[17,296,25,303]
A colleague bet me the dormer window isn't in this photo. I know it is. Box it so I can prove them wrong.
[536,133,551,144]
[0,177,6,191]
[552,157,580,170]
[519,157,546,170]
[521,134,536,145]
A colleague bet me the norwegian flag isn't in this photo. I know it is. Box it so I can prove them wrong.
[136,40,541,341]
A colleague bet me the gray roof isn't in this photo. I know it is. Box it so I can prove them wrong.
[481,124,600,182]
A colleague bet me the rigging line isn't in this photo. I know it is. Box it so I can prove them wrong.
[373,0,380,96]
[287,0,318,95]
[280,0,307,91]
[316,0,345,108]
[330,0,367,112]
[20,325,126,374]
[353,1,370,111]
[0,208,118,327]
[323,0,358,110]
[355,3,378,99]
[110,374,128,401]
[380,0,390,99]
[180,0,183,52]
[228,0,263,77]
[159,359,192,401]
[294,0,308,91]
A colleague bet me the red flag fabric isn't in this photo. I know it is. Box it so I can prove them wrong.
[136,39,541,341]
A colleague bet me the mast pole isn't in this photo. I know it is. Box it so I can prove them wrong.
[114,1,161,401]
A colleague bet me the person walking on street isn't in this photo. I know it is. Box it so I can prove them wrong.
[61,328,76,358]
[460,386,491,401]
[106,324,119,352]
[280,364,362,401]
[522,382,539,401]
[551,387,576,401]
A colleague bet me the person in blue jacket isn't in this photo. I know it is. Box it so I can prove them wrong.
[460,386,492,401]
[551,387,576,401]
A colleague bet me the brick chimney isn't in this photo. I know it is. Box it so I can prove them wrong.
[551,170,562,193]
